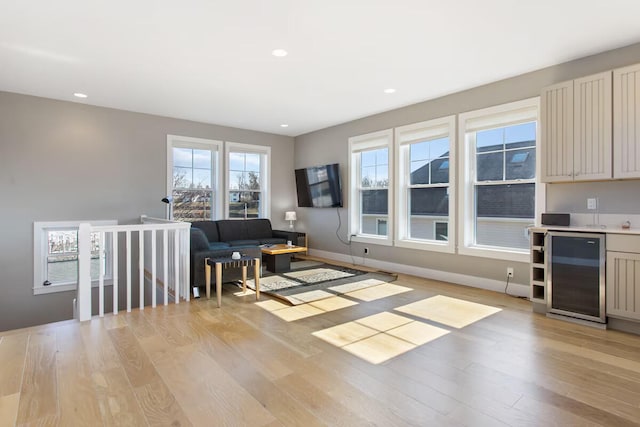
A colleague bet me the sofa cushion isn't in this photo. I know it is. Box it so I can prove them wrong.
[216,220,248,242]
[191,221,221,242]
[190,228,210,251]
[208,242,231,250]
[227,239,260,247]
[246,219,274,240]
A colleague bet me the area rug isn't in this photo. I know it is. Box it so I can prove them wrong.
[244,260,398,305]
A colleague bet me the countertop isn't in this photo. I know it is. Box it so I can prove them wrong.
[530,225,640,235]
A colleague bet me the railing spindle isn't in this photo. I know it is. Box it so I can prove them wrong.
[112,231,118,315]
[163,229,168,306]
[151,230,157,308]
[126,230,131,312]
[77,223,92,322]
[99,231,105,317]
[174,229,180,303]
[139,229,144,310]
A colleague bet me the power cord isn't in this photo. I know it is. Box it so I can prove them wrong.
[504,275,529,300]
[335,207,351,246]
[335,207,356,265]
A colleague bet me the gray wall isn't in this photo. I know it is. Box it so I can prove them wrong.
[0,92,295,331]
[294,42,640,287]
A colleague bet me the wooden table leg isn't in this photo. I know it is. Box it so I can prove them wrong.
[242,264,247,294]
[215,262,222,308]
[254,258,260,300]
[205,259,211,299]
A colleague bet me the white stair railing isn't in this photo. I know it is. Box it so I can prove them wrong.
[77,217,191,322]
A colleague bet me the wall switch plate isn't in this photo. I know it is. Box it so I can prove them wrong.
[587,198,597,210]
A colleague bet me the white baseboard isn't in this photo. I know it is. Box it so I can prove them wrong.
[308,249,529,298]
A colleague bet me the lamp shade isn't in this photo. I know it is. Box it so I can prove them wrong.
[284,211,297,221]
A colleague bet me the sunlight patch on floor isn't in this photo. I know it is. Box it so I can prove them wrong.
[255,296,358,321]
[328,278,388,294]
[342,283,412,302]
[233,289,256,297]
[395,295,502,329]
[312,311,450,364]
[287,290,335,305]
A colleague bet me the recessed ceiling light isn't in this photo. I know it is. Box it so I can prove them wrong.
[280,124,289,128]
[272,49,288,57]
[384,88,396,94]
[73,92,88,98]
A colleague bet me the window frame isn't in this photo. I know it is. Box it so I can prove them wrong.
[457,97,544,262]
[394,115,456,253]
[166,135,223,221]
[33,220,116,295]
[224,141,271,219]
[348,129,394,246]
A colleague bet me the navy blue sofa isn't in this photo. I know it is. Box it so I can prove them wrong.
[190,219,296,291]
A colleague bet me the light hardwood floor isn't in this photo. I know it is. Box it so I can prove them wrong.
[2,257,640,426]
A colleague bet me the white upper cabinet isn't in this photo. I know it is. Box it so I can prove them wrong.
[613,63,640,179]
[541,80,574,182]
[573,72,612,181]
[541,71,612,182]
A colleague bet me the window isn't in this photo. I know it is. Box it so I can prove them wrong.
[395,116,456,252]
[33,220,116,295]
[167,135,223,221]
[348,129,393,245]
[458,98,543,262]
[225,142,271,219]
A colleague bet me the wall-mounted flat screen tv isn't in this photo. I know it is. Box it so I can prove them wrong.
[295,163,343,208]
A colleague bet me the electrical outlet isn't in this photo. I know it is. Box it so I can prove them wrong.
[507,267,514,278]
[587,198,597,210]
[364,247,369,255]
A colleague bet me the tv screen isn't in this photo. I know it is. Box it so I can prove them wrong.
[295,163,343,208]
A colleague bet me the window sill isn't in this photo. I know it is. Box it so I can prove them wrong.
[34,279,113,295]
[350,235,393,246]
[457,245,529,263]
[395,239,455,253]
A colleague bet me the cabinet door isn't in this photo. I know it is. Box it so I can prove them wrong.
[541,80,574,182]
[606,251,640,321]
[613,63,640,178]
[573,71,612,181]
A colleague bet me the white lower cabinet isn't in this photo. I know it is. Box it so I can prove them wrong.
[606,234,640,321]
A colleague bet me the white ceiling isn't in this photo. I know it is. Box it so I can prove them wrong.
[2,1,640,137]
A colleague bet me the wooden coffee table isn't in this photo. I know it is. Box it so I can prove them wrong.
[261,244,307,273]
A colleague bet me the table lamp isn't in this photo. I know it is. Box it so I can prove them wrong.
[285,211,297,230]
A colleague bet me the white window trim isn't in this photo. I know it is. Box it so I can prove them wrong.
[394,115,456,253]
[457,97,544,263]
[167,135,223,220]
[33,220,117,295]
[348,129,394,246]
[224,141,271,219]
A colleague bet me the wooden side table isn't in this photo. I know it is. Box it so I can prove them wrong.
[205,256,261,307]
